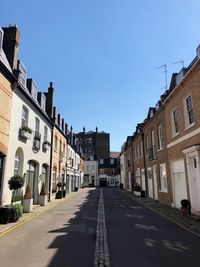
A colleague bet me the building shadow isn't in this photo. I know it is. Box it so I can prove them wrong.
[47,188,99,267]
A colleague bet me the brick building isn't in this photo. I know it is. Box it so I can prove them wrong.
[75,127,110,160]
[123,44,200,214]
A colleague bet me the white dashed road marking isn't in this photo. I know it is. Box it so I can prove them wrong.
[94,189,110,267]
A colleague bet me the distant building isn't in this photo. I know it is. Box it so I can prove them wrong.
[75,127,110,160]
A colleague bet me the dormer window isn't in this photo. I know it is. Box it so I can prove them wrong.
[31,80,37,100]
[41,93,46,111]
[18,61,27,88]
[150,110,154,118]
[196,45,200,58]
[175,70,184,85]
[0,28,3,52]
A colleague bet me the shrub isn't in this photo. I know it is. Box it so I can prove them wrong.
[13,203,23,217]
[8,175,25,191]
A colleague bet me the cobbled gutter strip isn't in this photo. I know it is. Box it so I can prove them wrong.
[94,189,110,267]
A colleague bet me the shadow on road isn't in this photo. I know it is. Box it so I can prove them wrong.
[47,188,99,267]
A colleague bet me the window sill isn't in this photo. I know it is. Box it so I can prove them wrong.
[159,190,168,193]
[171,132,179,138]
[184,122,195,131]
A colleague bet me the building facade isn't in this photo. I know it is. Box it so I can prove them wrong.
[0,26,16,206]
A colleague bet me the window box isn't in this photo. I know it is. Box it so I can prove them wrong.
[43,141,51,151]
[19,126,32,139]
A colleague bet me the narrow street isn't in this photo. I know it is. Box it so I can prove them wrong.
[0,188,200,267]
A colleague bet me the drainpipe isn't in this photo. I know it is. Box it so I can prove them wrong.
[141,132,148,197]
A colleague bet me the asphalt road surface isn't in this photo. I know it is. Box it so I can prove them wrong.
[0,187,200,267]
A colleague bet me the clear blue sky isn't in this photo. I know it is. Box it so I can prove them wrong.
[1,0,200,151]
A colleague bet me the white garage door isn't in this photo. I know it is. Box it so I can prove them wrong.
[171,159,188,208]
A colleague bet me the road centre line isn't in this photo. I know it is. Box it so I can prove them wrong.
[94,188,110,267]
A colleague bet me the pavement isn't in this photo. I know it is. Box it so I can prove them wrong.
[0,189,84,237]
[1,187,200,238]
[121,189,200,236]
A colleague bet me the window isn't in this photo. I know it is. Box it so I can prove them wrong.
[0,28,3,52]
[44,126,48,142]
[18,61,27,87]
[99,169,104,174]
[151,130,156,158]
[35,117,40,133]
[100,159,104,164]
[157,124,163,150]
[171,109,179,136]
[87,137,92,144]
[146,135,149,156]
[54,136,58,151]
[41,94,46,111]
[31,80,38,100]
[185,95,195,127]
[21,106,29,127]
[159,163,168,192]
[14,155,20,175]
[63,144,65,157]
[110,159,114,164]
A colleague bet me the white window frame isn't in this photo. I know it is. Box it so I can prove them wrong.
[159,163,168,193]
[151,130,156,158]
[157,123,163,150]
[18,61,27,88]
[184,94,195,129]
[44,126,48,142]
[171,108,179,137]
[21,106,29,127]
[35,117,40,133]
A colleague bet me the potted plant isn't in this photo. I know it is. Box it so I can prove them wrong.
[55,182,63,199]
[8,175,25,204]
[181,199,191,216]
[0,206,11,224]
[39,183,47,206]
[23,184,33,213]
[133,183,142,196]
[19,125,32,139]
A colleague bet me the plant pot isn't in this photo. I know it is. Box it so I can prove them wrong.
[55,191,63,199]
[63,190,66,197]
[134,191,141,196]
[23,198,33,213]
[39,195,47,206]
[181,207,190,216]
[9,207,19,223]
[0,207,11,224]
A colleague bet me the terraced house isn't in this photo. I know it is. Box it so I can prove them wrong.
[0,26,17,206]
[122,44,200,215]
[2,25,53,206]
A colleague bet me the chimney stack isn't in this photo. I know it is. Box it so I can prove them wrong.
[44,82,54,118]
[2,25,20,70]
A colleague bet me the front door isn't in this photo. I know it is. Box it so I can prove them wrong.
[27,161,37,204]
[188,156,200,214]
